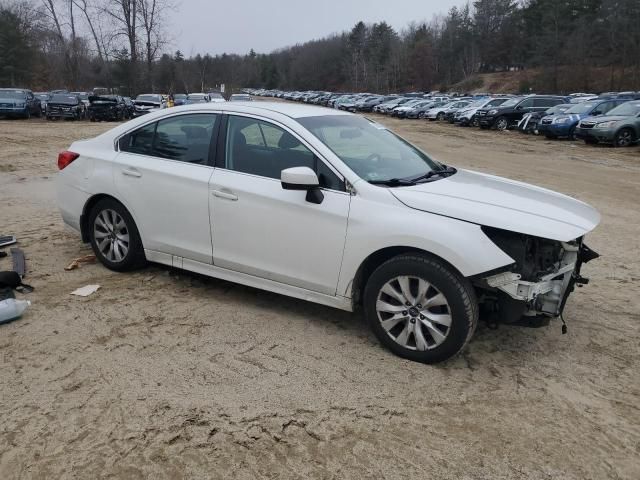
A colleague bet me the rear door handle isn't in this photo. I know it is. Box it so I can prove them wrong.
[212,190,238,201]
[122,168,142,178]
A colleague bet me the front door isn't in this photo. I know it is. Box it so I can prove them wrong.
[210,115,350,296]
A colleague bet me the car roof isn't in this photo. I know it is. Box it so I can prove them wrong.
[210,101,352,119]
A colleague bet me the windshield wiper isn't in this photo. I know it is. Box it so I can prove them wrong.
[407,166,457,183]
[368,178,416,187]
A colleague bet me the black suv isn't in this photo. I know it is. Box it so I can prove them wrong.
[478,95,569,130]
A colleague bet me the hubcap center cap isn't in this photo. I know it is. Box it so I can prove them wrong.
[408,307,419,317]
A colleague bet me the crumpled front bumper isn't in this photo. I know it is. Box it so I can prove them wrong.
[483,242,598,318]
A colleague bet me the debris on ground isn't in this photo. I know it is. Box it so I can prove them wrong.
[0,298,30,325]
[64,254,97,271]
[11,247,26,276]
[0,270,33,293]
[0,235,17,248]
[70,284,101,297]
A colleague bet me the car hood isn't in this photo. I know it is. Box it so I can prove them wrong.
[0,98,22,105]
[389,169,600,242]
[585,114,632,123]
[547,113,585,122]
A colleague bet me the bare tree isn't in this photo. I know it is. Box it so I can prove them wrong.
[72,0,103,61]
[103,0,139,91]
[41,0,78,86]
[138,0,172,91]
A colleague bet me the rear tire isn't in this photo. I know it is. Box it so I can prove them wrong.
[88,198,146,272]
[364,254,478,364]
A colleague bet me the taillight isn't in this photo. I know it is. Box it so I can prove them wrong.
[58,151,80,170]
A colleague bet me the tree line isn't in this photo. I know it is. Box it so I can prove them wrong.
[1,0,639,95]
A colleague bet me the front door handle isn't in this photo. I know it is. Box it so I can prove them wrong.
[212,190,238,201]
[122,168,142,178]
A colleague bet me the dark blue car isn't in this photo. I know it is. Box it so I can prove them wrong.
[538,98,629,139]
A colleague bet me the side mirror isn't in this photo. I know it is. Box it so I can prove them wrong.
[281,167,324,204]
[516,105,523,110]
[592,111,601,116]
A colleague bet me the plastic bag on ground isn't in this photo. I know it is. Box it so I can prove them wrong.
[0,299,31,325]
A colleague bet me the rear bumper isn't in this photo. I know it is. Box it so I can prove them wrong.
[90,109,119,120]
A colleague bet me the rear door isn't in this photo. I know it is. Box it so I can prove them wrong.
[113,113,220,264]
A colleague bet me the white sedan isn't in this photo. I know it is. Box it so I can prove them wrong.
[56,102,600,363]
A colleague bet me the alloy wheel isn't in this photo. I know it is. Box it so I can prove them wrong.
[376,276,452,351]
[495,118,508,130]
[93,209,130,263]
[616,129,633,147]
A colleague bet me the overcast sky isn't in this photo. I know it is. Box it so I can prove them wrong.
[175,0,464,56]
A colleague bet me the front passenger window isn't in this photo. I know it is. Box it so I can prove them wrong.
[225,115,343,190]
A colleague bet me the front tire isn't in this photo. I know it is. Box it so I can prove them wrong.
[88,198,146,272]
[364,254,478,364]
[494,116,508,131]
[614,128,635,147]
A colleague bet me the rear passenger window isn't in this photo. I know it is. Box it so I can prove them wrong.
[119,114,218,164]
[225,115,344,190]
[154,114,217,164]
[120,122,155,155]
[534,98,560,108]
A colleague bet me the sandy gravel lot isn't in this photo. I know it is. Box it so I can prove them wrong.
[0,111,639,479]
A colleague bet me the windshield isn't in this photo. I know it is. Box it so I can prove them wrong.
[0,90,27,99]
[188,94,207,99]
[499,98,520,108]
[136,94,161,102]
[298,115,442,183]
[606,102,640,116]
[50,94,79,104]
[174,94,187,99]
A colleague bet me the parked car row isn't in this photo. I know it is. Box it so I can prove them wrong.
[249,88,640,148]
[0,88,241,122]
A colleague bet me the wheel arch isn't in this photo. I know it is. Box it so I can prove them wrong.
[80,194,138,243]
[349,246,466,308]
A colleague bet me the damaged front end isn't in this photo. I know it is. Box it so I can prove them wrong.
[475,226,599,328]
